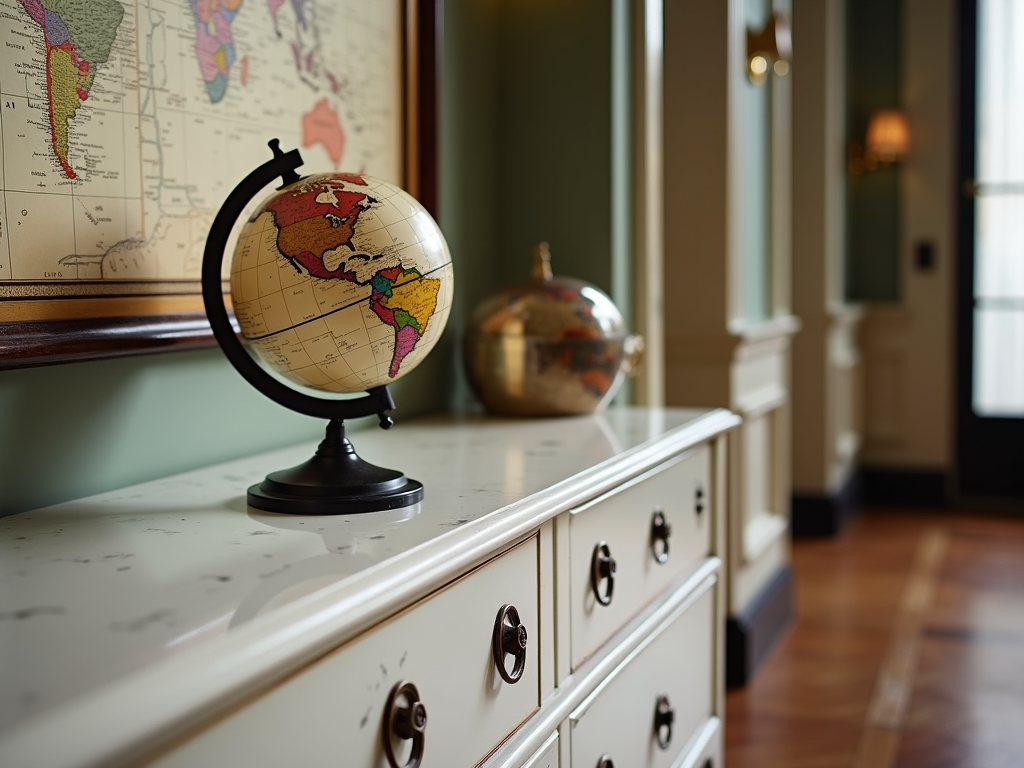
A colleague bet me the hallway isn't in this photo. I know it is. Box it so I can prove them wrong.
[725,509,1024,767]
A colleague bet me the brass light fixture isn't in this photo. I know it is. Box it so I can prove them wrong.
[747,12,793,86]
[848,109,910,174]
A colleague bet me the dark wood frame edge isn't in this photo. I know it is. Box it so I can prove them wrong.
[0,0,442,371]
[0,315,221,370]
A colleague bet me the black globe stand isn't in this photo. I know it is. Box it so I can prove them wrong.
[249,415,424,514]
[202,140,424,514]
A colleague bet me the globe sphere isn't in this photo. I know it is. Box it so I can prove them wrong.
[229,173,453,393]
[464,243,641,416]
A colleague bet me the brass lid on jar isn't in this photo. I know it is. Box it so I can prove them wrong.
[467,243,625,341]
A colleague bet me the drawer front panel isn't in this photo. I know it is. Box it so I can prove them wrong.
[570,448,710,669]
[569,580,715,768]
[520,731,559,768]
[685,720,722,768]
[152,538,541,768]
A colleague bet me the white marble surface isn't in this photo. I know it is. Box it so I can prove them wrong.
[0,407,724,736]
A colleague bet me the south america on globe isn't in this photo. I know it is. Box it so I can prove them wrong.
[230,173,454,393]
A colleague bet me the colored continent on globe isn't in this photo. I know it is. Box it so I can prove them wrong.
[18,0,125,180]
[262,175,443,380]
[370,267,440,377]
[190,0,244,103]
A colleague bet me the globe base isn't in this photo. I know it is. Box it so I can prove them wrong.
[246,419,424,515]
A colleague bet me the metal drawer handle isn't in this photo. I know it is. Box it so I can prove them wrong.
[590,541,616,606]
[654,695,675,750]
[650,509,671,564]
[492,603,528,684]
[695,485,705,515]
[383,680,427,768]
[596,756,615,768]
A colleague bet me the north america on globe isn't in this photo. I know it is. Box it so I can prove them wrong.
[230,174,453,393]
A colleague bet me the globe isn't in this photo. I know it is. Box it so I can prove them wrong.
[229,172,454,394]
[203,144,444,514]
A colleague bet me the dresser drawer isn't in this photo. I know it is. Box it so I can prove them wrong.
[679,717,722,768]
[520,731,559,768]
[569,447,710,669]
[569,577,715,768]
[150,537,541,768]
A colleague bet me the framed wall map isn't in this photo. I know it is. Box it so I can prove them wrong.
[0,0,440,368]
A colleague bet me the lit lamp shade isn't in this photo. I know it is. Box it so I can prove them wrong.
[865,110,910,163]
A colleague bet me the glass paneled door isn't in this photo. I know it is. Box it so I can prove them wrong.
[958,0,1024,499]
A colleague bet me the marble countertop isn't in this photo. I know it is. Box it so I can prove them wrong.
[0,406,738,762]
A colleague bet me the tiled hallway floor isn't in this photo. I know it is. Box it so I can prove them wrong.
[725,509,1024,768]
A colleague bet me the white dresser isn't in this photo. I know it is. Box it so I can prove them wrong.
[0,407,738,768]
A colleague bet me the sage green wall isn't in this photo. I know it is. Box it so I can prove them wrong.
[741,0,774,322]
[441,0,501,409]
[0,351,321,517]
[0,0,501,518]
[846,0,902,301]
[0,340,455,518]
[494,0,625,301]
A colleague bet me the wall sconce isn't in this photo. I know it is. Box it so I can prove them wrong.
[848,109,910,174]
[747,12,793,86]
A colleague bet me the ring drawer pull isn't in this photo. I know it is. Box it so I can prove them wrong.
[654,695,675,749]
[492,603,528,684]
[590,541,617,606]
[596,755,615,768]
[383,680,427,768]
[650,509,671,564]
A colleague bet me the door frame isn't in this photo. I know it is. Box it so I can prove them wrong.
[955,0,1024,501]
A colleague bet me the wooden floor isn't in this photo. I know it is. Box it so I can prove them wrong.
[725,509,1024,768]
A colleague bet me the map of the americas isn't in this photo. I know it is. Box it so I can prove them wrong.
[231,174,453,393]
[0,0,400,288]
[18,0,125,180]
